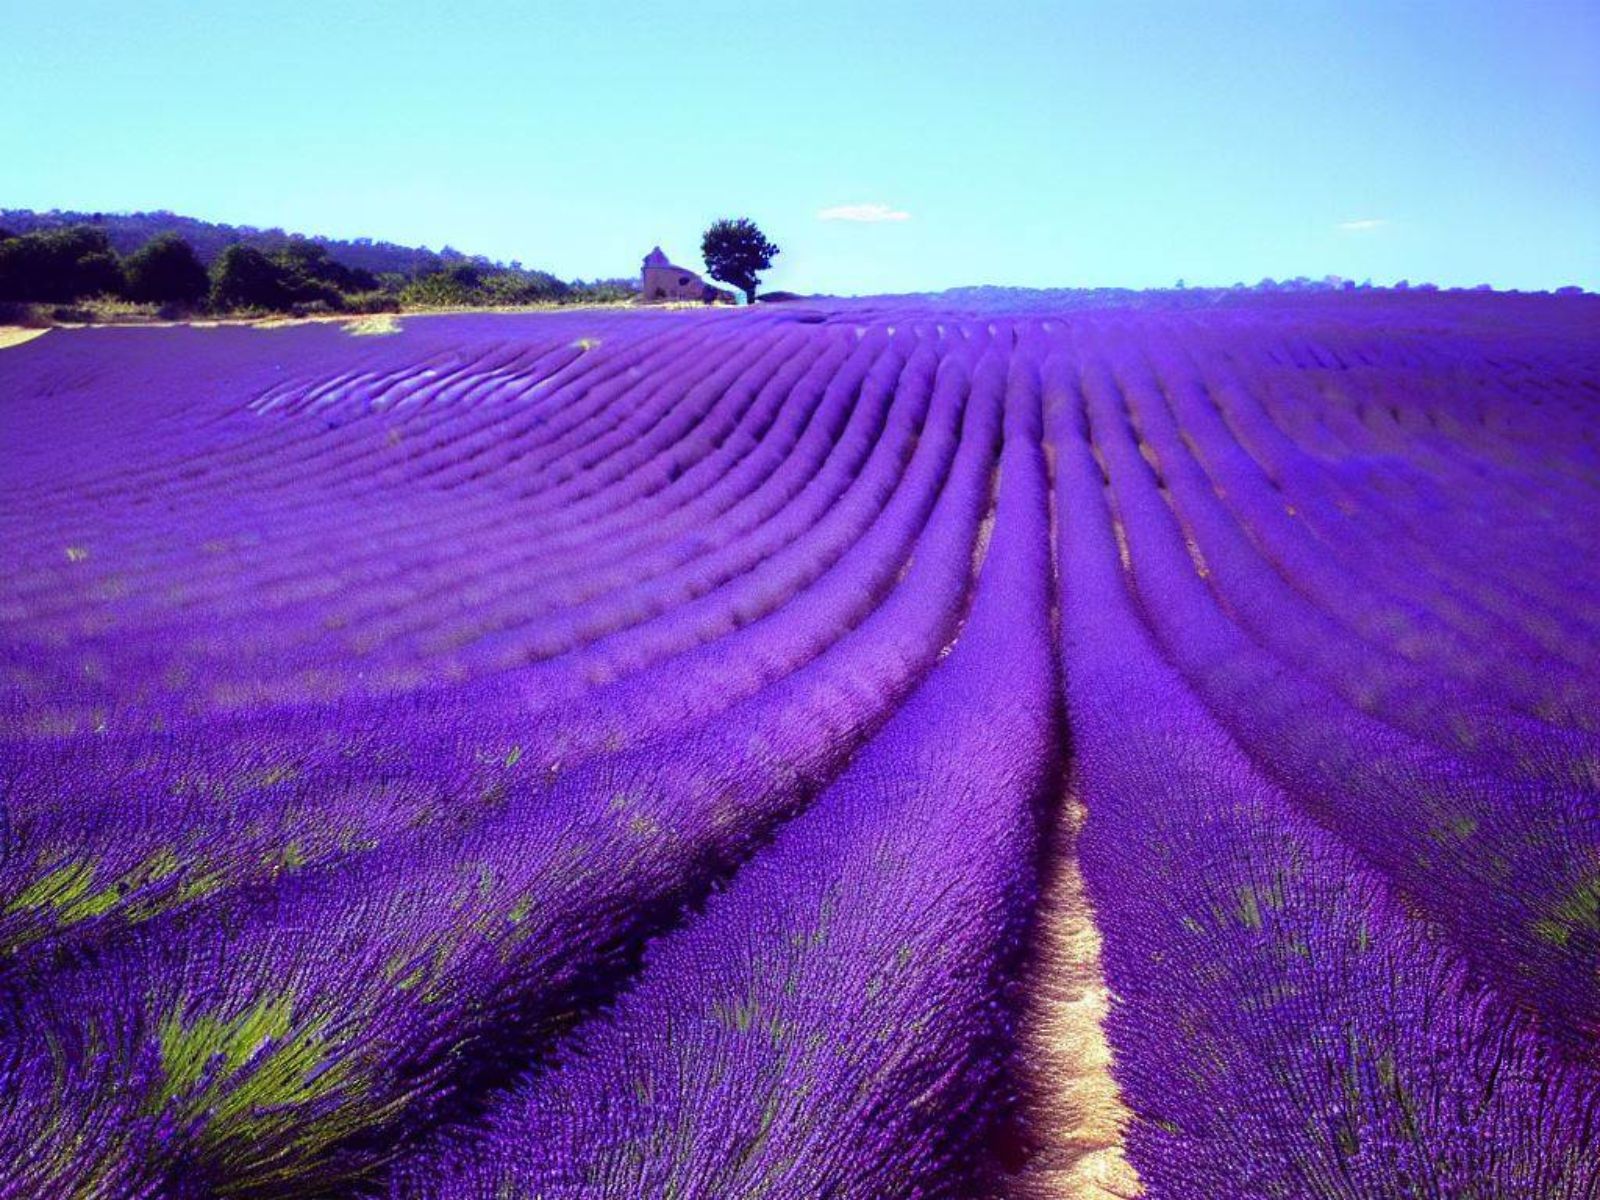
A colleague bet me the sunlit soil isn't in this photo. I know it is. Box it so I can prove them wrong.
[0,326,48,350]
[1014,791,1140,1199]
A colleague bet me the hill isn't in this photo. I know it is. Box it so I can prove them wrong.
[0,208,637,316]
[1,208,521,278]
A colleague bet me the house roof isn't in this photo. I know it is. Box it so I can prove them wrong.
[643,247,714,281]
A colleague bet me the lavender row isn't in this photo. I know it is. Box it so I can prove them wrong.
[0,342,1002,1197]
[0,320,852,730]
[1098,323,1600,781]
[1145,322,1600,736]
[1048,363,1599,1197]
[2,322,780,651]
[1201,324,1600,672]
[0,326,943,968]
[1069,341,1600,1043]
[389,345,1054,1200]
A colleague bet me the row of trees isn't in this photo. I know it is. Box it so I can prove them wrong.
[0,208,457,276]
[0,225,636,315]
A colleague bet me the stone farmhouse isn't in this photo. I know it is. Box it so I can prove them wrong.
[640,247,735,304]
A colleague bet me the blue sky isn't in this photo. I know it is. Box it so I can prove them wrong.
[3,1,1596,293]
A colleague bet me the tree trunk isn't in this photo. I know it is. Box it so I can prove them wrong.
[743,286,756,306]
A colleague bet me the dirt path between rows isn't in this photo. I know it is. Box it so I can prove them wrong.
[1012,787,1139,1198]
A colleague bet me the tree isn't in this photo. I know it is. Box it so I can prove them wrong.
[74,249,125,299]
[444,260,485,289]
[0,225,124,302]
[274,240,376,294]
[210,244,289,310]
[123,234,209,304]
[701,218,779,305]
[267,241,378,308]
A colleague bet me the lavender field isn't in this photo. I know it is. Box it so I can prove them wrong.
[2,292,1597,1199]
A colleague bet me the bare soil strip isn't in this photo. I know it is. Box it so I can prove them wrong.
[1012,787,1139,1199]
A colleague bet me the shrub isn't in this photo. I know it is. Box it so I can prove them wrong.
[399,272,474,308]
[342,290,401,314]
[567,278,639,304]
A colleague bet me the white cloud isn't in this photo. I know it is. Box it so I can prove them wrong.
[1336,218,1388,233]
[818,203,911,223]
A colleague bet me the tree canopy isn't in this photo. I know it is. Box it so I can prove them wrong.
[123,233,210,304]
[701,218,779,304]
[0,226,123,302]
[209,245,290,311]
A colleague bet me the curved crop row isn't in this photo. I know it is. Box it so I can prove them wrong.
[1,295,1594,1199]
[1047,353,1599,1196]
[0,341,1004,1197]
[388,346,1055,1200]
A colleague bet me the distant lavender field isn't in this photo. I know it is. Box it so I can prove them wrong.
[2,293,1596,1199]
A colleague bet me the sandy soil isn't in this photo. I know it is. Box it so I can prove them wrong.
[0,303,658,344]
[0,315,400,340]
[0,327,49,350]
